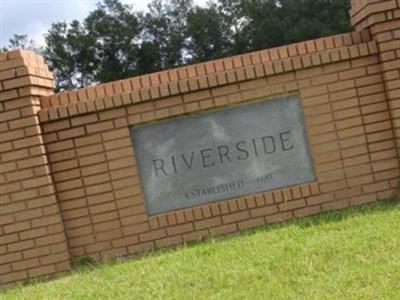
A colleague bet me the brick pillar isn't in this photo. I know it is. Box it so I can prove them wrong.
[351,0,400,161]
[0,50,70,288]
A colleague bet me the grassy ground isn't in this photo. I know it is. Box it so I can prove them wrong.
[1,197,400,300]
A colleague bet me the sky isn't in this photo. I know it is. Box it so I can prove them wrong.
[0,0,208,48]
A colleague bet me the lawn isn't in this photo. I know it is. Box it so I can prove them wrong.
[1,197,400,300]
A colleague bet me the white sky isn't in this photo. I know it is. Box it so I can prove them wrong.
[0,0,208,47]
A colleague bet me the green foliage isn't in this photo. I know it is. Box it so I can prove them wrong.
[137,41,160,74]
[43,0,141,91]
[44,21,97,91]
[142,0,194,70]
[84,0,140,82]
[1,198,400,299]
[1,34,41,53]
[216,0,248,55]
[186,4,231,62]
[227,0,352,54]
[4,0,352,90]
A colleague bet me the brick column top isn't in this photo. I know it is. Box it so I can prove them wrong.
[350,0,400,31]
[0,49,55,102]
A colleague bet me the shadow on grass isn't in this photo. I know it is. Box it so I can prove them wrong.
[294,196,400,229]
[5,196,400,292]
[72,196,400,270]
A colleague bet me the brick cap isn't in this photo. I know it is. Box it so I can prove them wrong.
[351,0,400,30]
[40,30,371,112]
[0,49,55,95]
[38,39,378,123]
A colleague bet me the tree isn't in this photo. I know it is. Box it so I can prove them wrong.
[137,41,160,74]
[83,0,141,83]
[142,0,193,70]
[278,0,351,43]
[186,4,232,63]
[238,0,351,52]
[43,0,141,91]
[215,0,249,55]
[1,34,41,53]
[3,0,352,90]
[44,21,97,90]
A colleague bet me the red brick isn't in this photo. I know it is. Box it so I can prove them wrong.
[250,205,278,218]
[293,205,321,218]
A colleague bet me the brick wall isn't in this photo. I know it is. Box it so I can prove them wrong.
[1,0,400,288]
[350,0,400,161]
[0,50,70,287]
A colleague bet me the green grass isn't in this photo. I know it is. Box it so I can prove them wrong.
[2,198,400,300]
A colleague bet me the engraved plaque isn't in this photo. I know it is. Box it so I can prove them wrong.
[131,95,315,215]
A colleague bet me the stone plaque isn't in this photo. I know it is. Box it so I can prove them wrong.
[131,94,315,215]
